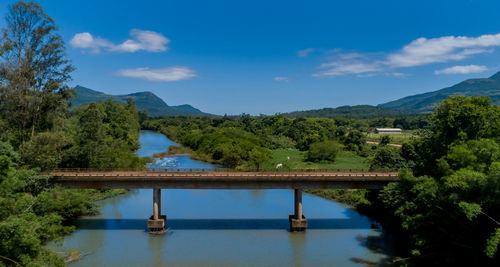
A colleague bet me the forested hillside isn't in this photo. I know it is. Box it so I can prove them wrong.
[380,71,500,113]
[74,85,208,117]
[283,105,408,118]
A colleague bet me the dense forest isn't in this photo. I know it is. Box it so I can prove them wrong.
[0,2,145,265]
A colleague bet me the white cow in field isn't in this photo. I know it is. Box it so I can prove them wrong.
[276,163,283,169]
[287,156,290,161]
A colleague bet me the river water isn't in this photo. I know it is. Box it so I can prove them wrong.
[48,130,394,266]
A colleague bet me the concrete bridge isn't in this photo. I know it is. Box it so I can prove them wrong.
[47,169,399,233]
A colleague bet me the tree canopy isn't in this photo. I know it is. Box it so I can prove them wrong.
[380,96,500,265]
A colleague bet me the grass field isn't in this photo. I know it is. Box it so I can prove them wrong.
[259,148,370,171]
[366,132,418,144]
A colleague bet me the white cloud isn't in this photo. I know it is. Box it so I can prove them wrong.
[70,29,169,53]
[114,67,196,82]
[434,65,488,75]
[69,32,114,52]
[339,52,364,59]
[387,34,500,67]
[112,29,169,52]
[298,48,315,57]
[274,76,290,82]
[390,72,409,77]
[313,61,382,77]
[313,33,500,77]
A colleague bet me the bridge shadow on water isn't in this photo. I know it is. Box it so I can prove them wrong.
[76,218,372,230]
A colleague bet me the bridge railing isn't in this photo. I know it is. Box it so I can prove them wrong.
[47,168,402,173]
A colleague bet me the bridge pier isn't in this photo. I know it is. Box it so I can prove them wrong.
[148,188,166,234]
[289,189,307,232]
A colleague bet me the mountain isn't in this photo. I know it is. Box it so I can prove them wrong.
[283,105,407,119]
[170,104,204,114]
[73,85,209,117]
[379,72,500,113]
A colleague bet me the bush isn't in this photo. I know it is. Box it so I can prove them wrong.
[343,130,366,152]
[19,132,72,170]
[248,147,272,170]
[370,146,407,170]
[379,135,391,145]
[306,141,340,162]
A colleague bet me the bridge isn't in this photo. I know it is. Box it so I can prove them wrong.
[47,169,400,233]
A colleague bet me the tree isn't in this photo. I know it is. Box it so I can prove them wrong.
[19,131,72,170]
[306,141,340,162]
[0,141,20,163]
[248,147,271,170]
[370,146,406,170]
[343,130,366,152]
[432,96,500,144]
[380,96,500,265]
[0,2,74,145]
[72,103,105,167]
[436,139,500,174]
[379,135,391,146]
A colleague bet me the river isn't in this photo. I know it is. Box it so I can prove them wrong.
[48,130,395,266]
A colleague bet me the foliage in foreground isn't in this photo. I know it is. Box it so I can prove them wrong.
[0,2,145,265]
[379,96,500,265]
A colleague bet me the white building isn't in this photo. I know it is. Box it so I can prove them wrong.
[374,128,402,134]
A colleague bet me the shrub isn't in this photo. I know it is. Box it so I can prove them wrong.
[379,135,391,146]
[370,146,406,170]
[306,141,340,162]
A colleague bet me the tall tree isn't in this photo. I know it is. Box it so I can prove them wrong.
[0,1,74,146]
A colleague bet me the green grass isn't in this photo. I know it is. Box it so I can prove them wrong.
[366,132,419,144]
[259,148,370,171]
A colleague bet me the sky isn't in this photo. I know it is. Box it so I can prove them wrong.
[1,0,500,115]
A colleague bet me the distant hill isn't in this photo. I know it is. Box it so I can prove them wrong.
[170,104,204,114]
[283,105,407,119]
[73,85,208,117]
[379,71,500,113]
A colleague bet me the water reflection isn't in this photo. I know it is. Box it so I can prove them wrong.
[76,218,374,230]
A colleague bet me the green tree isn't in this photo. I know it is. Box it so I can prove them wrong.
[379,135,391,146]
[0,2,74,146]
[438,139,500,174]
[248,147,271,170]
[381,96,500,265]
[343,130,366,152]
[68,103,105,167]
[432,96,500,144]
[306,141,340,162]
[370,146,406,170]
[0,141,19,163]
[405,96,500,177]
[19,131,72,170]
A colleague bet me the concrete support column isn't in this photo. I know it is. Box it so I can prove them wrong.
[153,188,160,220]
[294,189,303,220]
[289,188,307,232]
[148,188,166,234]
[157,189,161,218]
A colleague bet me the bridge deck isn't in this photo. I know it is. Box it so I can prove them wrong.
[48,171,399,189]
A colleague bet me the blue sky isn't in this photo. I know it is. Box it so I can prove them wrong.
[1,0,500,115]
